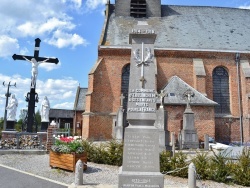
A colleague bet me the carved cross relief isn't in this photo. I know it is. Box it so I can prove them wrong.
[133,42,154,88]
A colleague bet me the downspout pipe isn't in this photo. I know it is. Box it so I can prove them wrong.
[236,52,243,145]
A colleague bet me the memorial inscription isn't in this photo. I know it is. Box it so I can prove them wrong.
[128,89,156,113]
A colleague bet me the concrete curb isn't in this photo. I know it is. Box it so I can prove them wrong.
[68,184,116,188]
[68,184,188,188]
[0,149,47,155]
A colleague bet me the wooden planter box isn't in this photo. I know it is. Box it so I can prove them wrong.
[49,151,87,172]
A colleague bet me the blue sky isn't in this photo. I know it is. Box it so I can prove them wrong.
[0,0,250,120]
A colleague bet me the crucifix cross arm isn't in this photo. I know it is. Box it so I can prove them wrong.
[12,54,59,64]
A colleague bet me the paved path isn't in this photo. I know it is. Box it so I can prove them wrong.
[0,164,68,188]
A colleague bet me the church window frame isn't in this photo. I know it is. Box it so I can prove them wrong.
[212,66,231,115]
[121,64,130,109]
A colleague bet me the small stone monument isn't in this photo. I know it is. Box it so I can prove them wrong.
[181,89,199,149]
[114,94,125,141]
[75,159,83,186]
[155,90,170,152]
[118,22,164,188]
[204,134,209,150]
[40,96,50,131]
[188,163,196,188]
[6,94,18,130]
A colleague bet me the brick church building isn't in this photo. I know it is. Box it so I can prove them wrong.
[82,0,250,144]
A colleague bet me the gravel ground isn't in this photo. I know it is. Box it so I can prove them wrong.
[0,153,248,188]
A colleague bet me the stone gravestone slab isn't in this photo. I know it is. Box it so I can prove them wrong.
[114,94,125,141]
[118,22,164,188]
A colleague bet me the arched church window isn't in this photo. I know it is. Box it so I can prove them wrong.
[121,64,130,128]
[212,67,230,114]
[130,0,146,18]
[121,64,130,109]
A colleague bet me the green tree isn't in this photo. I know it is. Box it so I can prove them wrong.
[0,117,3,129]
[35,110,41,125]
[35,110,41,131]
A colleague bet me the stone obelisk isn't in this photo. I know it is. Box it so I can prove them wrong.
[118,22,164,188]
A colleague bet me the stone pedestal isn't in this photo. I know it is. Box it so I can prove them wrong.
[118,126,164,188]
[41,122,49,132]
[181,107,199,149]
[6,120,15,131]
[155,106,170,151]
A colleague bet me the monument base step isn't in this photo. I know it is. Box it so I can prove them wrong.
[119,167,164,188]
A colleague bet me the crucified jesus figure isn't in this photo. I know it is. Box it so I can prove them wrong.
[23,56,49,88]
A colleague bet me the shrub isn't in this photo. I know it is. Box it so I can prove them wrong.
[160,151,171,173]
[105,140,123,166]
[232,148,250,186]
[192,152,210,180]
[169,152,189,178]
[82,140,123,166]
[208,149,233,183]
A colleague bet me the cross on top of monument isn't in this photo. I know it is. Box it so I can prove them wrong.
[12,38,59,89]
[120,93,125,107]
[133,42,154,88]
[157,90,167,107]
[183,89,195,108]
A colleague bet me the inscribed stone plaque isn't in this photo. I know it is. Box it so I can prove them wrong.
[122,126,160,172]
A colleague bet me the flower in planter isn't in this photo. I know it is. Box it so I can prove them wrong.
[51,135,84,154]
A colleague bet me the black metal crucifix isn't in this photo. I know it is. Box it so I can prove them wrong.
[12,38,59,132]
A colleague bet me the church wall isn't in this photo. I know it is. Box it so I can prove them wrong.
[83,50,130,140]
[166,105,215,142]
[84,48,250,142]
[74,111,83,136]
[215,117,241,144]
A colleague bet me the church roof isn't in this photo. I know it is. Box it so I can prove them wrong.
[102,5,250,52]
[49,109,74,118]
[162,76,217,106]
[73,87,87,111]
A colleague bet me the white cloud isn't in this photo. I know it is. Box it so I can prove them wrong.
[85,0,107,10]
[39,61,61,72]
[0,36,19,57]
[0,0,86,49]
[45,30,87,49]
[17,18,76,37]
[19,47,29,55]
[239,5,250,9]
[71,0,82,8]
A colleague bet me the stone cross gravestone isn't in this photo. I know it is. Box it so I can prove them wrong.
[118,22,164,188]
[155,90,170,152]
[181,89,199,149]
